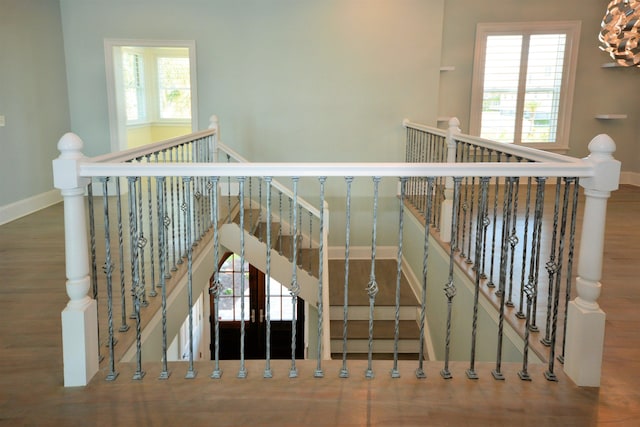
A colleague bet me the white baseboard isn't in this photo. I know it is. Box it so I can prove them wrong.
[0,189,62,226]
[620,171,640,187]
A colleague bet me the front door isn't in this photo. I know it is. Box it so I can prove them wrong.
[210,252,304,360]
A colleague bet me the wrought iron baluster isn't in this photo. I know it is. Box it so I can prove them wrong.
[492,177,516,381]
[487,152,502,288]
[516,177,533,320]
[156,177,170,380]
[528,177,547,332]
[340,176,353,379]
[226,154,232,224]
[506,175,521,308]
[466,177,490,380]
[289,177,301,378]
[128,177,145,380]
[100,177,118,381]
[315,177,327,379]
[178,146,187,262]
[136,174,148,307]
[115,178,129,332]
[460,144,470,259]
[559,178,580,364]
[417,177,435,379]
[366,177,381,379]
[391,177,408,379]
[182,177,197,379]
[264,177,273,379]
[87,180,103,361]
[442,177,462,380]
[169,149,178,272]
[210,176,223,379]
[465,146,478,265]
[542,180,562,347]
[237,177,247,379]
[545,177,575,382]
[145,155,157,298]
[278,191,283,255]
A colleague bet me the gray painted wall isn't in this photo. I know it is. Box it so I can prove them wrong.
[0,0,70,206]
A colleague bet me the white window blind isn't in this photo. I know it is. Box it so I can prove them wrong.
[471,22,580,150]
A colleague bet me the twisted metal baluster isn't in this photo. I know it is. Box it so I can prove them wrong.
[156,177,171,380]
[248,177,253,234]
[441,177,462,380]
[315,177,327,379]
[86,181,102,361]
[264,177,273,379]
[466,177,490,380]
[545,177,575,382]
[308,211,313,272]
[210,176,223,379]
[237,177,248,379]
[516,177,533,320]
[289,177,300,378]
[340,177,354,379]
[161,150,171,281]
[518,280,535,381]
[417,177,435,379]
[558,178,580,364]
[366,177,381,379]
[100,177,118,381]
[528,177,547,332]
[391,177,408,379]
[465,146,477,265]
[182,177,197,379]
[145,155,157,298]
[178,146,187,262]
[506,175,521,308]
[136,174,148,307]
[487,152,502,288]
[541,180,562,347]
[492,177,515,381]
[169,149,178,272]
[115,178,129,332]
[460,145,470,259]
[128,177,145,380]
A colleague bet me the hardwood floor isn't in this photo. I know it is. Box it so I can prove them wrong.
[0,185,639,426]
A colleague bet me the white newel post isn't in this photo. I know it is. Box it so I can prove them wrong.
[209,114,219,162]
[53,133,99,387]
[563,134,620,387]
[439,117,460,243]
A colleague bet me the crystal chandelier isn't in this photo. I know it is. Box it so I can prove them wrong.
[599,0,640,66]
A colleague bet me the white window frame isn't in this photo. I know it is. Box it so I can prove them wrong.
[469,21,581,151]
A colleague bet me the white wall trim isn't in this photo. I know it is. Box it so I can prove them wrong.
[620,171,640,187]
[0,189,62,226]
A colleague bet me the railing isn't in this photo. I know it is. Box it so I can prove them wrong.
[53,116,619,388]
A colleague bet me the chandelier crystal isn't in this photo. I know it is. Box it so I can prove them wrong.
[599,0,640,66]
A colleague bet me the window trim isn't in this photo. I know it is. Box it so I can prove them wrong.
[469,21,581,151]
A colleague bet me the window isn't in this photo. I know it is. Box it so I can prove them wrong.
[470,22,580,150]
[157,56,191,120]
[122,50,146,122]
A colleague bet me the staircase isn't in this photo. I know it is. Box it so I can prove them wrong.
[224,201,424,361]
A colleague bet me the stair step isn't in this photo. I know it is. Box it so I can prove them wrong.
[330,305,417,321]
[330,320,421,340]
[328,259,418,307]
[330,353,422,361]
[330,339,421,354]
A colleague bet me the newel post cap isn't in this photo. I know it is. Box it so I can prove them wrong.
[580,134,621,193]
[53,132,88,190]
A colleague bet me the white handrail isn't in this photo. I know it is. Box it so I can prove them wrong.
[403,119,582,164]
[79,160,595,179]
[90,129,216,164]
